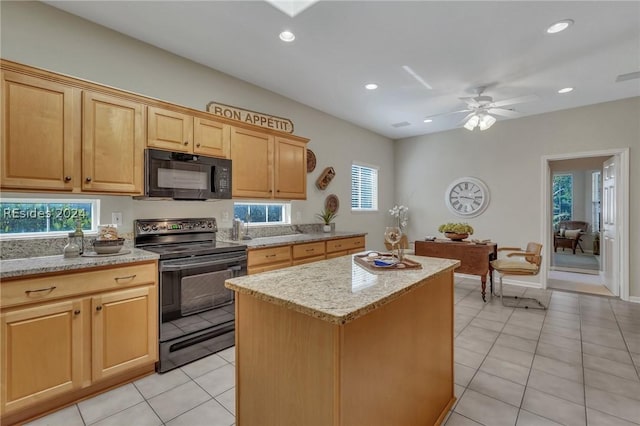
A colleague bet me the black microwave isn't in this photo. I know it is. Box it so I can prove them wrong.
[141,149,232,200]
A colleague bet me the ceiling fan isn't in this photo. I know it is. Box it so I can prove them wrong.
[430,88,539,131]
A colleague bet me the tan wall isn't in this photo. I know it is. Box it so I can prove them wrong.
[395,97,640,297]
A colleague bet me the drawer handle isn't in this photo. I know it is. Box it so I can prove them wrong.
[96,305,103,312]
[305,248,314,252]
[335,244,342,248]
[25,286,57,295]
[114,274,137,282]
[265,254,277,258]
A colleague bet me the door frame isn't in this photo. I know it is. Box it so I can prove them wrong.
[540,148,630,300]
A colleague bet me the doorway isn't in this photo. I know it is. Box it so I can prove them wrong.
[541,149,629,300]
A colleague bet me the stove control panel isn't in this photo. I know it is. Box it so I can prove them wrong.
[135,218,218,235]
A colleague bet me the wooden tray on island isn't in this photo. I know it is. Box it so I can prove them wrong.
[354,252,422,271]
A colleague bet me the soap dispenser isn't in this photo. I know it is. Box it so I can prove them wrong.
[63,232,80,258]
[72,221,85,255]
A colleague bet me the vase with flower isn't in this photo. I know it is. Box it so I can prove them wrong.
[388,205,409,260]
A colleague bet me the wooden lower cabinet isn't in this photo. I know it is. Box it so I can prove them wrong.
[0,262,158,425]
[1,299,83,414]
[248,236,366,274]
[91,286,157,381]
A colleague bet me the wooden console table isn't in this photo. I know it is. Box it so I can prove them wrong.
[415,240,498,301]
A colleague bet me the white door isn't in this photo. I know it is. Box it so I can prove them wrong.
[602,157,618,295]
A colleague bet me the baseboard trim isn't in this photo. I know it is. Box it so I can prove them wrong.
[454,273,542,289]
[629,296,640,304]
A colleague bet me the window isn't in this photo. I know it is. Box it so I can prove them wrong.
[591,170,601,233]
[351,163,378,211]
[552,173,573,226]
[233,202,289,225]
[0,199,99,238]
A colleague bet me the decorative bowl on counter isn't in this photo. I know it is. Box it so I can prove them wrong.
[92,238,125,254]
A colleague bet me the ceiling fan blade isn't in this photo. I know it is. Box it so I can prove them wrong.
[491,94,538,108]
[459,97,480,108]
[488,108,520,118]
[426,108,471,118]
[457,112,476,125]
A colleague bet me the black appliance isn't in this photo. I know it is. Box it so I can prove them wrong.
[141,148,232,200]
[134,217,247,373]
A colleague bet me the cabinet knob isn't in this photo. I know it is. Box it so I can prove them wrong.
[277,189,280,193]
[64,176,72,182]
[74,309,81,315]
[183,141,189,146]
[96,305,103,311]
[85,177,92,182]
[269,189,273,193]
[196,143,201,148]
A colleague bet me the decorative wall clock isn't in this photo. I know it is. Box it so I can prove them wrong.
[445,177,490,218]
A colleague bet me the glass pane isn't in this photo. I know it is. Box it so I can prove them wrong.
[1,201,94,236]
[552,174,573,226]
[267,205,282,222]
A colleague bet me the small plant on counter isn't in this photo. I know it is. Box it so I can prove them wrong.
[438,222,474,235]
[316,208,337,225]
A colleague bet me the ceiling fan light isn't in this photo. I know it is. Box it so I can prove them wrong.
[479,114,496,131]
[464,115,479,131]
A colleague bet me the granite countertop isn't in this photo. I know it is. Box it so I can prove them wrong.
[0,248,159,279]
[225,254,459,325]
[226,231,366,249]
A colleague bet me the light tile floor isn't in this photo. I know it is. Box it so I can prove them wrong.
[26,278,640,426]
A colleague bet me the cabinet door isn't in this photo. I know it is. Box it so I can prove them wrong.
[274,137,307,200]
[147,106,193,152]
[1,71,80,191]
[82,92,143,194]
[230,127,273,198]
[1,300,83,414]
[194,117,229,158]
[91,286,157,381]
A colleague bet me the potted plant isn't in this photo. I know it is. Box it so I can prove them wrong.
[316,208,337,232]
[438,222,474,241]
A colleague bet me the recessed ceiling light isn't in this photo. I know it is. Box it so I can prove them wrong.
[423,119,433,123]
[279,30,295,42]
[365,83,378,90]
[546,19,574,34]
[558,87,574,94]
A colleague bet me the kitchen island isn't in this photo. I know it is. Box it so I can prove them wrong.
[225,253,460,426]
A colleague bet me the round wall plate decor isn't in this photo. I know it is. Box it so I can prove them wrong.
[325,194,340,214]
[306,149,317,173]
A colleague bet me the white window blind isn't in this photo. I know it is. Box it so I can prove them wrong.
[351,163,378,211]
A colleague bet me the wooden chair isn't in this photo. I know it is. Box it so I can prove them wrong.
[553,221,588,254]
[490,242,546,309]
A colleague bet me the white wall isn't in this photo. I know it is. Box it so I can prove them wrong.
[0,1,394,249]
[395,97,640,296]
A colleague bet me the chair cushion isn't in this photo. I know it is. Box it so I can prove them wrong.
[563,229,581,239]
[491,259,539,273]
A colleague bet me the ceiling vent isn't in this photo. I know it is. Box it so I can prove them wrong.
[391,121,411,128]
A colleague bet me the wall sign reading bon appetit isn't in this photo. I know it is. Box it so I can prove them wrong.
[206,102,294,133]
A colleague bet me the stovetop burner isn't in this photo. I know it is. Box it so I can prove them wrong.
[134,218,247,259]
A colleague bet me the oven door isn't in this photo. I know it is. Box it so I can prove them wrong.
[158,252,246,339]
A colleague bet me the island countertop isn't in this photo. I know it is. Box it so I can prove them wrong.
[225,254,459,324]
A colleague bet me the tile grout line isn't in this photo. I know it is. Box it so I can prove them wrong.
[609,298,640,381]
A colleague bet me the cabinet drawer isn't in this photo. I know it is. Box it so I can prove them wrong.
[0,262,157,309]
[292,242,325,260]
[326,236,365,253]
[248,246,292,268]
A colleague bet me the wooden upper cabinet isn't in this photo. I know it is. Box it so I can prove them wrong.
[230,126,274,198]
[1,71,80,191]
[194,117,229,158]
[148,106,229,158]
[147,106,193,153]
[82,92,144,194]
[275,137,307,200]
